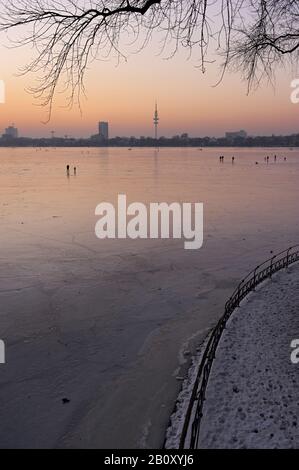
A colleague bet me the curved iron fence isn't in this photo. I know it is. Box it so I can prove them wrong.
[179,245,299,449]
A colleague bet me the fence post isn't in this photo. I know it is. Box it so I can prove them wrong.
[236,278,246,306]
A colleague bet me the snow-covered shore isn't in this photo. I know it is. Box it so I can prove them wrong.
[198,263,299,448]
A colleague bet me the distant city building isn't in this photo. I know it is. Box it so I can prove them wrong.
[181,133,189,140]
[225,130,247,140]
[3,124,18,139]
[98,121,109,140]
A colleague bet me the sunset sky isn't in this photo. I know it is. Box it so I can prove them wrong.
[0,26,299,139]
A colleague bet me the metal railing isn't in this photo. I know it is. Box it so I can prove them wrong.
[179,244,299,449]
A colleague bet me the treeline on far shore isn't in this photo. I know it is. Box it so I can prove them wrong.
[1,134,299,148]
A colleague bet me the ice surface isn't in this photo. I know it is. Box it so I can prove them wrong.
[0,147,298,448]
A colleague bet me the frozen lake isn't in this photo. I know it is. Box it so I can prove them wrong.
[0,146,298,448]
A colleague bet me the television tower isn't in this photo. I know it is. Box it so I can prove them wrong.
[153,102,159,140]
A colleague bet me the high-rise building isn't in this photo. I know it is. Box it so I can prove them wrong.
[153,102,159,140]
[99,122,109,140]
[4,124,18,139]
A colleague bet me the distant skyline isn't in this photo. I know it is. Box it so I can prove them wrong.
[1,31,299,138]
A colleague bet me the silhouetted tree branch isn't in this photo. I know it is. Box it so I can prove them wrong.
[1,0,299,118]
[228,0,299,91]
